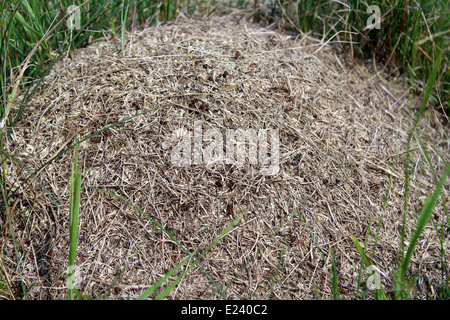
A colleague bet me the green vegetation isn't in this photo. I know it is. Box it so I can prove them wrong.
[0,0,448,300]
[68,141,82,300]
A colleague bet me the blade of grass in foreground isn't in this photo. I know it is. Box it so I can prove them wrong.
[152,210,245,300]
[120,0,130,51]
[331,249,340,300]
[355,219,373,300]
[68,142,81,300]
[136,249,198,300]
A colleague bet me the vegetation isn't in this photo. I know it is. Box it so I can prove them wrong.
[254,0,448,112]
[0,0,448,300]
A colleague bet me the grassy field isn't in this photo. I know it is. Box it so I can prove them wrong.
[0,0,449,300]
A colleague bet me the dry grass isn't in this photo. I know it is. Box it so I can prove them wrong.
[2,13,449,299]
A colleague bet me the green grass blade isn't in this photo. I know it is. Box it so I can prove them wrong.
[349,232,387,300]
[68,142,82,300]
[136,249,197,300]
[154,263,191,300]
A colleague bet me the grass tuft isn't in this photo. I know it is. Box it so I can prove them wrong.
[68,141,82,300]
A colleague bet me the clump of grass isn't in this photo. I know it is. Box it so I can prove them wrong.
[395,44,448,299]
[346,57,450,299]
[330,249,340,300]
[0,0,448,301]
[97,188,245,300]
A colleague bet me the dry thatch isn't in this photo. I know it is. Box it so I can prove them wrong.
[2,13,449,299]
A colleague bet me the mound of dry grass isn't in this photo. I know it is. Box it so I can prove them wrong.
[2,13,448,299]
